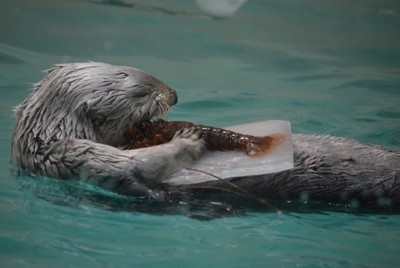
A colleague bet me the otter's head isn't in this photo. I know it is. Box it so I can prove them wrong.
[72,63,178,146]
[14,62,177,148]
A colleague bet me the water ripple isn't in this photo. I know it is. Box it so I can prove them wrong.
[333,79,400,95]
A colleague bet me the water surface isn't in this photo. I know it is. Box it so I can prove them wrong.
[1,0,400,267]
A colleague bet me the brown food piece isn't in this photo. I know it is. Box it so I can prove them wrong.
[127,119,283,157]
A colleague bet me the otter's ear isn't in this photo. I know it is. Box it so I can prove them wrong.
[126,85,152,98]
[86,107,106,126]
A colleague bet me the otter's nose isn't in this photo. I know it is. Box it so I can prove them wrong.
[169,88,178,106]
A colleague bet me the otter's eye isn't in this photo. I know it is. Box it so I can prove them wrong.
[127,86,151,98]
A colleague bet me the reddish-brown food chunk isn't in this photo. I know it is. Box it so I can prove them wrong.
[127,119,282,157]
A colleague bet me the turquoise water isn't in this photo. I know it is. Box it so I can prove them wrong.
[1,0,400,267]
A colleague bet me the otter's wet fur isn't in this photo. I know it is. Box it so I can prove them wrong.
[11,62,400,212]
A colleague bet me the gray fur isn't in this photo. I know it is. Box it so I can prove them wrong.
[11,62,400,207]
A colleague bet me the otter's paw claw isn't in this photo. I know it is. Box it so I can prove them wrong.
[173,128,201,141]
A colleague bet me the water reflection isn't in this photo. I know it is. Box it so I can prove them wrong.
[196,0,247,17]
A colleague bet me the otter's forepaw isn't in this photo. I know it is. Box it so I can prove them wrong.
[172,128,205,160]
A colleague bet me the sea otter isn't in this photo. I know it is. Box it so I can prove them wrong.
[11,62,400,211]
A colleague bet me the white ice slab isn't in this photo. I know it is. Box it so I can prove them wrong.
[164,120,294,185]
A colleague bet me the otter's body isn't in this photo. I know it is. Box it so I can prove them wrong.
[11,62,400,209]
